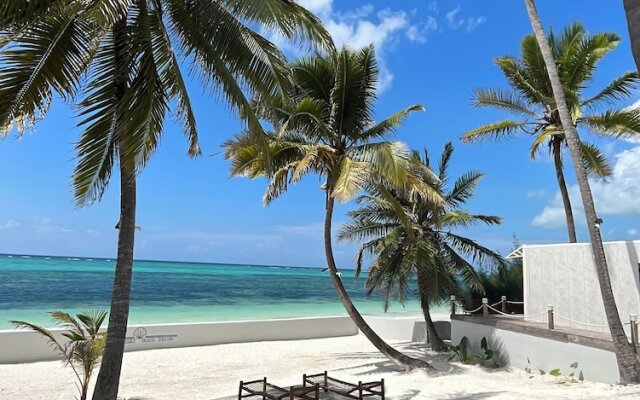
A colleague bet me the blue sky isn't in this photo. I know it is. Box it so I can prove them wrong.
[1,0,639,268]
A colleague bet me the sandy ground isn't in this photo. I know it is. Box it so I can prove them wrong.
[1,334,639,400]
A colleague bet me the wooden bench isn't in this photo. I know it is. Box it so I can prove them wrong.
[303,371,384,400]
[239,377,319,400]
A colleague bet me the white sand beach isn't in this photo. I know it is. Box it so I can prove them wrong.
[1,333,639,400]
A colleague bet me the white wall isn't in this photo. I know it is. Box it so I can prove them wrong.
[523,241,640,335]
[0,316,358,364]
[452,319,620,384]
[363,314,450,343]
[1,314,452,364]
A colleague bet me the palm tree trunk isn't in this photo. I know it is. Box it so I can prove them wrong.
[416,269,447,352]
[525,0,640,383]
[624,0,640,74]
[92,16,138,400]
[323,187,432,370]
[552,136,577,243]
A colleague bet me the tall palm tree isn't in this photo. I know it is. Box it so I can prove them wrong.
[462,22,640,243]
[224,46,441,370]
[524,0,640,383]
[0,2,330,399]
[624,0,640,74]
[339,143,505,352]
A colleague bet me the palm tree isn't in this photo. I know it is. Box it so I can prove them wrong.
[524,0,640,383]
[339,143,505,352]
[224,46,441,370]
[0,2,330,399]
[624,0,640,74]
[462,22,640,243]
[12,310,108,400]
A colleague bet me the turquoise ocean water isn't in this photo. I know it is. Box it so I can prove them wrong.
[0,254,442,330]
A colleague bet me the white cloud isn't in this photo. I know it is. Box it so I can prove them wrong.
[322,7,410,92]
[446,7,462,28]
[628,228,638,236]
[406,16,438,43]
[466,16,486,32]
[290,1,432,92]
[275,222,325,237]
[85,229,101,238]
[325,9,408,49]
[532,146,640,229]
[297,0,332,19]
[532,204,580,229]
[281,2,484,92]
[428,2,439,14]
[526,189,548,199]
[0,220,21,230]
[446,7,485,31]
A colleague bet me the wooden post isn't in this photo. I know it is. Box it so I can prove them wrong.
[501,296,507,313]
[450,295,456,316]
[263,377,267,400]
[381,379,385,400]
[315,383,319,400]
[547,305,554,330]
[631,314,638,353]
[482,298,488,318]
[358,381,363,400]
[324,371,328,392]
[238,380,243,400]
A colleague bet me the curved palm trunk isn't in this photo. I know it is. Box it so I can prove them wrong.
[624,0,640,74]
[324,190,432,370]
[526,0,640,383]
[552,137,577,243]
[416,269,447,352]
[92,17,138,400]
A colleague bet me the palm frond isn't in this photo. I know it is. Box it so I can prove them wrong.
[358,104,425,141]
[562,31,619,91]
[331,45,378,138]
[445,232,508,271]
[332,156,369,202]
[220,0,334,52]
[461,120,528,143]
[582,71,640,108]
[350,141,409,189]
[581,108,640,138]
[148,7,200,157]
[580,141,612,178]
[73,32,118,206]
[446,171,484,207]
[440,211,502,229]
[495,56,549,106]
[472,88,537,117]
[0,3,97,136]
[529,125,561,160]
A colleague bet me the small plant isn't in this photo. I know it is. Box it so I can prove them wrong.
[549,368,562,377]
[526,360,583,383]
[448,336,499,366]
[525,358,545,378]
[448,336,472,364]
[551,362,583,383]
[12,310,107,400]
[474,337,498,366]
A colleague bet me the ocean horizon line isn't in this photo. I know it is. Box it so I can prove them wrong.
[0,252,353,271]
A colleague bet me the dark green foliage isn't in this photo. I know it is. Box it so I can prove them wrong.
[448,336,472,364]
[473,236,523,308]
[448,336,498,366]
